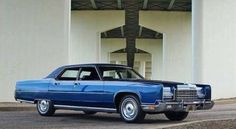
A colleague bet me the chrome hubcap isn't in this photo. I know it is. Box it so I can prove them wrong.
[121,98,138,120]
[38,100,49,113]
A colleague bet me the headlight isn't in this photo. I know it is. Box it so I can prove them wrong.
[163,87,173,99]
[196,87,205,98]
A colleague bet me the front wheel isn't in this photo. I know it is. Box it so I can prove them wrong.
[164,111,189,121]
[119,95,146,123]
[37,100,55,116]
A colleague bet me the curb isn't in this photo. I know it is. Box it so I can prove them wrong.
[0,106,35,111]
[0,102,35,111]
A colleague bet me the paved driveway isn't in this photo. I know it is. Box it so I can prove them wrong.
[0,103,236,129]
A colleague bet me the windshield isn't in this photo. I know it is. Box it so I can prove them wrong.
[99,66,144,80]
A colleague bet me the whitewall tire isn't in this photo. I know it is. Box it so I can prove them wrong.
[37,100,55,116]
[119,95,146,123]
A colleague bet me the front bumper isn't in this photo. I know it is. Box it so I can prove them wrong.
[141,100,214,112]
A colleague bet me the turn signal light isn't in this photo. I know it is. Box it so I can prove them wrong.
[148,105,156,110]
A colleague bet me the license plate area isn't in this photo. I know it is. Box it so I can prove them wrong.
[185,105,197,111]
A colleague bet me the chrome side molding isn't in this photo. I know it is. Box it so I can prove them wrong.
[54,105,117,113]
[16,99,34,104]
[16,99,117,113]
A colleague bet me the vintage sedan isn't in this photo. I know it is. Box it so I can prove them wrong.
[15,64,214,122]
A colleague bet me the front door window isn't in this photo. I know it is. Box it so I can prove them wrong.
[79,67,100,80]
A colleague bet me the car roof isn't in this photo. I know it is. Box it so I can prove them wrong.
[45,63,131,79]
[62,63,130,68]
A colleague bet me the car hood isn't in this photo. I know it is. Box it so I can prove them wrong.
[125,79,185,87]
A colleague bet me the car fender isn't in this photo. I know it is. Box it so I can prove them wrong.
[113,90,142,103]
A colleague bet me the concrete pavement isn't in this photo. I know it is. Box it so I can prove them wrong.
[0,101,236,129]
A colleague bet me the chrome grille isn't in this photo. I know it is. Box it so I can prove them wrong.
[175,89,198,101]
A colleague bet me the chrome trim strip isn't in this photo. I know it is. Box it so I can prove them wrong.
[141,102,157,105]
[16,91,47,93]
[141,100,213,106]
[16,91,113,95]
[141,104,158,107]
[48,91,110,94]
[164,101,213,105]
[173,87,176,100]
[54,105,117,112]
[16,99,34,104]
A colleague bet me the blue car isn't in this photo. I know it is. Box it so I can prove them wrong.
[15,64,214,122]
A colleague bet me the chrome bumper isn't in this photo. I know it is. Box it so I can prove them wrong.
[141,100,214,112]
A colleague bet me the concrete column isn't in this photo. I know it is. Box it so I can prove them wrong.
[192,0,203,83]
[192,0,236,98]
[0,0,70,102]
[140,61,146,77]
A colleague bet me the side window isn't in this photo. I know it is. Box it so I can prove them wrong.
[79,71,91,78]
[57,69,79,81]
[103,70,120,80]
[79,67,100,80]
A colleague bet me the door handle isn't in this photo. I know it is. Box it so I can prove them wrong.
[54,82,60,86]
[74,82,80,86]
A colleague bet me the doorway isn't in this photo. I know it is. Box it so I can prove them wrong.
[109,49,152,80]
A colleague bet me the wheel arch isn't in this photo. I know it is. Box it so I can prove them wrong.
[113,91,142,112]
[34,99,52,104]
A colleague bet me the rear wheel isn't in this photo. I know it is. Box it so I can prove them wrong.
[37,100,55,116]
[164,111,189,121]
[119,95,146,123]
[83,111,97,115]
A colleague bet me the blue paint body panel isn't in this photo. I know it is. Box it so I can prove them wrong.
[15,64,213,111]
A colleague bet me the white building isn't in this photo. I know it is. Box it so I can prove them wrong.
[0,0,235,102]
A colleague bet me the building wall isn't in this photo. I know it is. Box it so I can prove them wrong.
[101,38,163,79]
[100,38,126,63]
[0,0,70,101]
[70,11,125,64]
[72,11,191,81]
[193,0,236,99]
[140,11,192,82]
[136,39,163,79]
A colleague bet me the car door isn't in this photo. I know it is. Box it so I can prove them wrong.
[48,67,79,105]
[100,68,126,108]
[72,66,105,107]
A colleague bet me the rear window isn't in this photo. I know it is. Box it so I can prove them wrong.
[57,68,79,81]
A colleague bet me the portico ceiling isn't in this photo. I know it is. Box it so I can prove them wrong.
[71,0,191,11]
[71,0,190,40]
